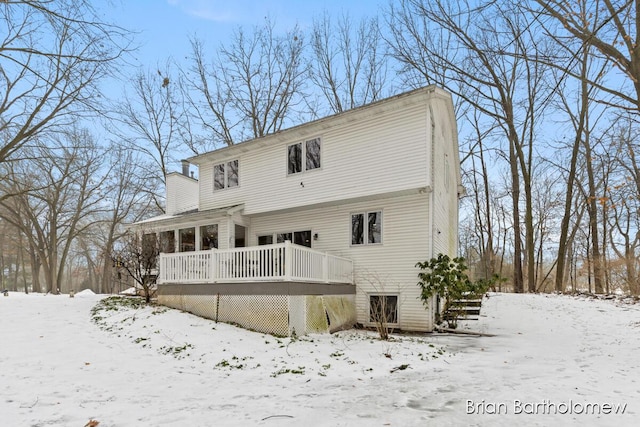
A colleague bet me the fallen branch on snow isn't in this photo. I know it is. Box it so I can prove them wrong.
[435,327,495,337]
[261,415,294,421]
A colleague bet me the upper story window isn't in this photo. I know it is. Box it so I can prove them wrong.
[351,210,382,245]
[214,159,239,190]
[288,138,321,175]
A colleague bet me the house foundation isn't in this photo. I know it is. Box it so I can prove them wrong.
[158,286,356,336]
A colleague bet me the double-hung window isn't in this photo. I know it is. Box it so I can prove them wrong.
[351,211,382,245]
[214,159,239,190]
[288,138,321,175]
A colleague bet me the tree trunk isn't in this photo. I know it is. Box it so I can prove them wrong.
[510,140,524,293]
[584,139,605,294]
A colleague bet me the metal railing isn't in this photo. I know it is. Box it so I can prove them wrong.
[157,241,353,285]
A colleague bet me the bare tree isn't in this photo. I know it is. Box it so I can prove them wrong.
[532,0,640,113]
[0,217,25,292]
[113,230,159,303]
[112,63,185,211]
[95,147,159,294]
[0,128,107,293]
[388,0,556,292]
[604,121,640,294]
[462,109,502,283]
[0,0,131,164]
[550,48,609,291]
[309,12,389,114]
[185,18,307,148]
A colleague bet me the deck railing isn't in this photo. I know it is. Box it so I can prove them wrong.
[157,241,353,285]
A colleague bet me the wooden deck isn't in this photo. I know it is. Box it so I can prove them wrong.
[157,241,354,286]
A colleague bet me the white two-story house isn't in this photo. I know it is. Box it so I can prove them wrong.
[133,86,462,337]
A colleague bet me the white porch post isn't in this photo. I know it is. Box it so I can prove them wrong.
[158,253,165,284]
[284,240,292,281]
[209,250,217,283]
[322,253,328,283]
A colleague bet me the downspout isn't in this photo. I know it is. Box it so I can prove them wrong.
[427,104,437,329]
[428,106,436,261]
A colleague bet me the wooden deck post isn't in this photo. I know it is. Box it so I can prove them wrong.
[158,253,165,284]
[284,240,292,281]
[322,253,329,283]
[209,250,217,283]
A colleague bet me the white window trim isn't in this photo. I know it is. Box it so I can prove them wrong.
[368,293,400,326]
[199,223,219,250]
[350,209,383,246]
[213,159,239,191]
[286,137,322,175]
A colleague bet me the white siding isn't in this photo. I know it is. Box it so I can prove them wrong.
[248,192,434,331]
[166,173,198,215]
[430,97,460,257]
[145,86,460,332]
[196,92,435,215]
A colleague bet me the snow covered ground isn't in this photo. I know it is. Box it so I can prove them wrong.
[1,291,638,427]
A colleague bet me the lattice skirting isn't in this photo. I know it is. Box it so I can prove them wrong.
[158,293,356,337]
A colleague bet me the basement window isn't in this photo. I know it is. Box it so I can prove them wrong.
[369,295,398,324]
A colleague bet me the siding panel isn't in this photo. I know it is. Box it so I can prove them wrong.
[198,98,431,215]
[146,87,461,333]
[248,193,433,331]
[166,173,198,215]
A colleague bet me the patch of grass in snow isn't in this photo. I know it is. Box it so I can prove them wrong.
[159,343,194,359]
[416,345,447,361]
[270,366,306,377]
[215,355,253,370]
[92,296,147,313]
[151,306,168,315]
[318,363,331,376]
[90,296,150,332]
[91,297,197,359]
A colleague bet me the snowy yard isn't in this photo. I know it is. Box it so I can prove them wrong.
[1,291,638,427]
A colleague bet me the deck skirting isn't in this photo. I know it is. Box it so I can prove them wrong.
[158,287,356,336]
